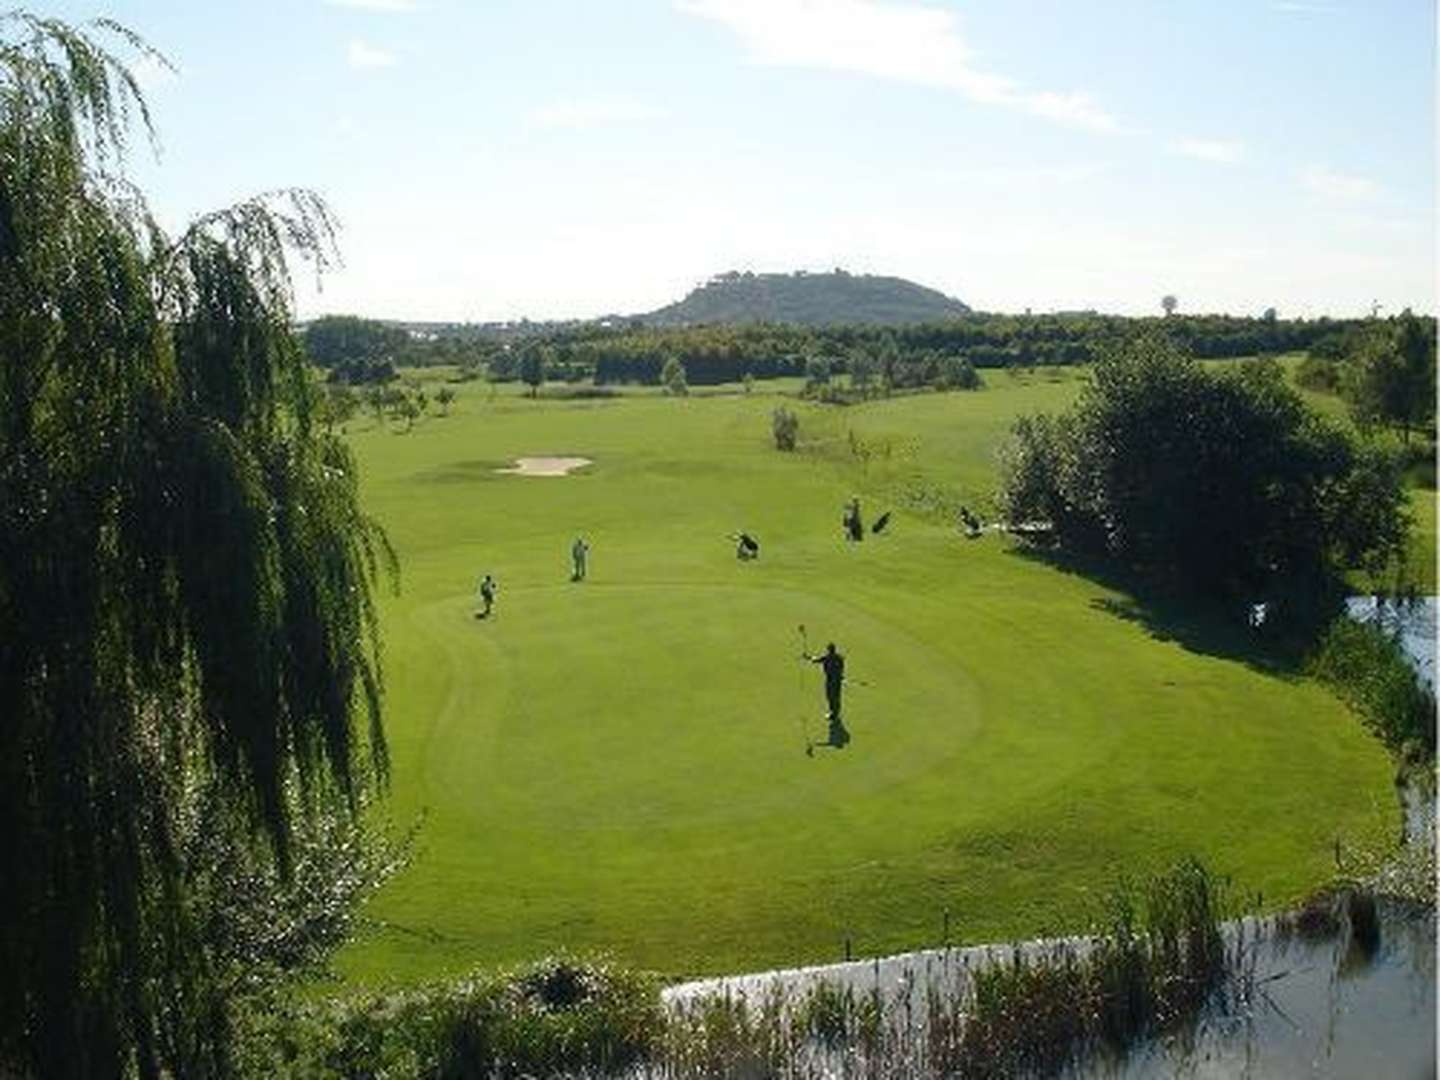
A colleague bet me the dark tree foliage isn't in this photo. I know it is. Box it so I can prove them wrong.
[475,312,1363,388]
[0,14,393,1078]
[301,314,409,368]
[997,335,1409,602]
[326,356,396,385]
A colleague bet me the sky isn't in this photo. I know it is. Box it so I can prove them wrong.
[39,0,1437,321]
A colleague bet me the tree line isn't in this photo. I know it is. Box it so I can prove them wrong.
[304,310,1375,390]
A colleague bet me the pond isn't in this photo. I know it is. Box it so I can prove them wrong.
[1077,901,1435,1079]
[1345,594,1436,689]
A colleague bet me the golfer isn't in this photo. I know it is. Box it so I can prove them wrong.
[843,498,864,542]
[804,642,846,724]
[477,573,497,618]
[571,536,590,582]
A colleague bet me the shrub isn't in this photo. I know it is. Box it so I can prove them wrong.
[237,956,663,1079]
[661,355,689,396]
[1296,353,1341,392]
[996,337,1409,600]
[772,406,799,451]
[933,355,983,391]
[802,355,833,396]
[1310,615,1436,756]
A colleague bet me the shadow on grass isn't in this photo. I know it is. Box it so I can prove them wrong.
[1006,544,1336,677]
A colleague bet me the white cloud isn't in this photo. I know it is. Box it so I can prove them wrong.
[529,97,665,129]
[347,39,396,69]
[675,0,1124,134]
[1300,165,1382,201]
[325,0,418,11]
[1169,137,1244,164]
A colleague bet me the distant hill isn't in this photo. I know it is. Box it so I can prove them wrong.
[644,270,971,326]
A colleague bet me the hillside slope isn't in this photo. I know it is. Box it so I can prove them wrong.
[645,269,971,326]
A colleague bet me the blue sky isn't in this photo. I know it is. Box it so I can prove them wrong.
[43,0,1436,320]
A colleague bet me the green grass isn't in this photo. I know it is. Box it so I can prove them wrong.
[333,370,1402,987]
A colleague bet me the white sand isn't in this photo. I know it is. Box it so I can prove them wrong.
[496,456,593,477]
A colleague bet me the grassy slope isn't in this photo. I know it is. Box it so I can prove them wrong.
[335,369,1399,987]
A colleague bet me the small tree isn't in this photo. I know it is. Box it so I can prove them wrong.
[435,385,456,415]
[519,346,544,397]
[661,355,689,396]
[322,383,358,429]
[952,357,982,390]
[365,383,386,423]
[848,348,876,397]
[1342,311,1436,444]
[1161,294,1178,317]
[803,356,832,395]
[396,394,421,432]
[772,406,799,451]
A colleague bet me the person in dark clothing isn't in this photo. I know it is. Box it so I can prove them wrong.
[475,573,497,618]
[843,498,864,542]
[732,532,760,560]
[804,642,845,723]
[958,505,981,538]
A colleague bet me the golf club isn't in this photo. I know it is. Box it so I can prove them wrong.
[797,623,815,755]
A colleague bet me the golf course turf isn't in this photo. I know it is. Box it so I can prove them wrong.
[333,367,1406,987]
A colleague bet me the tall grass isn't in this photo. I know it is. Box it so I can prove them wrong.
[654,859,1231,1079]
[236,862,1238,1077]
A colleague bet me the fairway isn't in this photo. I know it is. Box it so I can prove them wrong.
[336,373,1399,986]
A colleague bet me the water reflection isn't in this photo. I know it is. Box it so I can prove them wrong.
[1076,901,1435,1079]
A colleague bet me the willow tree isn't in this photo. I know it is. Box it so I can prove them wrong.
[0,13,393,1077]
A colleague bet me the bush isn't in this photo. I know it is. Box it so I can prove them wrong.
[1296,353,1341,392]
[661,355,688,396]
[802,356,833,396]
[1310,615,1436,756]
[933,355,983,391]
[236,956,663,1079]
[996,336,1409,600]
[772,406,799,451]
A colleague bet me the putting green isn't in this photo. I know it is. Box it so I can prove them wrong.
[335,373,1399,986]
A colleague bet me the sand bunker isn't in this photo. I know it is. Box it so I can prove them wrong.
[496,456,593,477]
